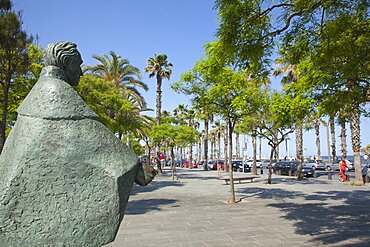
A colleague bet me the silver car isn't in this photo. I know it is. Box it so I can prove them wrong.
[326,160,354,171]
[306,160,326,170]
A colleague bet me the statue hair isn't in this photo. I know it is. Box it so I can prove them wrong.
[43,41,80,69]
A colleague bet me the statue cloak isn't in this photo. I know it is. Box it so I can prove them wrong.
[0,66,140,247]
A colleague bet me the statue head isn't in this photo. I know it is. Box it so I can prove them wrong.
[43,41,83,86]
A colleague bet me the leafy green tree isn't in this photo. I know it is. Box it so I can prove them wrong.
[215,0,370,185]
[150,123,199,180]
[77,74,153,144]
[130,137,145,156]
[361,144,370,157]
[172,69,215,170]
[0,0,34,152]
[3,44,42,133]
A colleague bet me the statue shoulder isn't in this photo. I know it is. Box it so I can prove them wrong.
[18,75,98,120]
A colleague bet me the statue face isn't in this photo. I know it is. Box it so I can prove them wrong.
[65,52,83,86]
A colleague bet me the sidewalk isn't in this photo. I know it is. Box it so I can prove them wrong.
[105,168,370,247]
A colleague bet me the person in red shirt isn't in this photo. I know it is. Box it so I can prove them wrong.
[339,158,348,182]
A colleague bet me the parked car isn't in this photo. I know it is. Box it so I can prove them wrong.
[236,161,252,172]
[207,160,224,170]
[232,160,243,171]
[301,164,315,177]
[262,160,278,169]
[273,161,314,177]
[245,159,262,169]
[184,161,197,168]
[306,160,326,170]
[326,160,354,171]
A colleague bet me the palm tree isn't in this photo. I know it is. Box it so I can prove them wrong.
[87,51,148,107]
[144,54,173,126]
[145,54,172,172]
[83,52,151,145]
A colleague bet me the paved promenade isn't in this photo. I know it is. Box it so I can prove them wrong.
[105,168,370,247]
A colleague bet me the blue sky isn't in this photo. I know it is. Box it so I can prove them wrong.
[14,0,369,158]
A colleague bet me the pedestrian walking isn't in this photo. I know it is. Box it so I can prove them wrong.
[362,164,369,184]
[339,158,348,182]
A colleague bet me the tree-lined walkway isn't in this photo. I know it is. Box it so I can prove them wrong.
[105,168,370,247]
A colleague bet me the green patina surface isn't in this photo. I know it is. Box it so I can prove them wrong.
[0,43,145,247]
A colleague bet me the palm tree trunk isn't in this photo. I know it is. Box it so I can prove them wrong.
[189,143,193,169]
[315,120,321,160]
[350,107,363,185]
[171,146,175,180]
[228,119,235,203]
[198,136,202,162]
[156,76,162,126]
[204,120,209,170]
[223,120,228,172]
[296,124,304,180]
[126,133,131,148]
[329,115,337,161]
[210,140,214,160]
[236,133,240,159]
[339,118,347,159]
[218,132,221,164]
[155,76,163,172]
[252,131,257,175]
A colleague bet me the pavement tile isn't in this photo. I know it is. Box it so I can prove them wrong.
[106,168,370,247]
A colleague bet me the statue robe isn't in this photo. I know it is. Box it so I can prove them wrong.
[0,66,140,247]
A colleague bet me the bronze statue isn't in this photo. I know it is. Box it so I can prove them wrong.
[0,41,156,247]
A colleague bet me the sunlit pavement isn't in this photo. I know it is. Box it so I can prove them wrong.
[105,167,370,247]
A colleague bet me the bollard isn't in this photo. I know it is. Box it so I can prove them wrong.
[314,171,317,178]
[260,168,263,175]
[328,173,333,180]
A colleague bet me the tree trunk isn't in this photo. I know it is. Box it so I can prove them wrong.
[252,130,257,175]
[228,119,235,203]
[329,115,337,161]
[203,119,209,170]
[0,82,10,154]
[268,147,274,184]
[259,132,262,161]
[339,118,347,159]
[326,123,332,165]
[315,120,321,160]
[126,132,131,148]
[218,132,221,164]
[155,75,162,173]
[273,129,279,160]
[296,124,304,180]
[223,120,228,172]
[210,139,214,160]
[350,107,363,185]
[189,143,193,169]
[171,146,175,180]
[197,136,202,163]
[236,132,240,159]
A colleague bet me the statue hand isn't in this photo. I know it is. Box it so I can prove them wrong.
[135,162,158,186]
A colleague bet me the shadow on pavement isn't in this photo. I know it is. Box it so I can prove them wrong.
[238,186,370,246]
[125,198,178,215]
[130,179,184,195]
